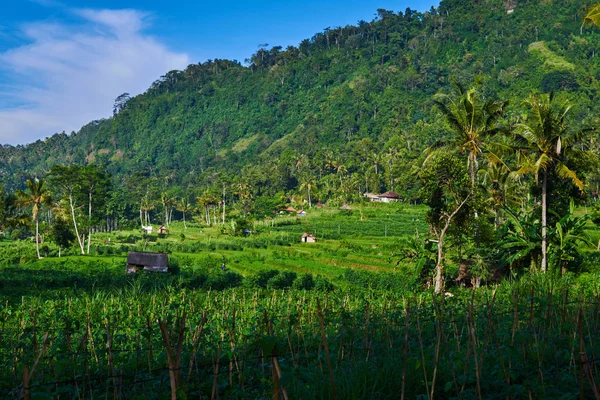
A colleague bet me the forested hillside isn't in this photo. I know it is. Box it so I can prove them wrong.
[0,0,598,201]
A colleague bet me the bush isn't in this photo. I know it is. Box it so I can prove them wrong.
[251,270,280,288]
[293,273,315,290]
[267,271,297,289]
[314,276,335,292]
[10,229,27,241]
[207,272,243,290]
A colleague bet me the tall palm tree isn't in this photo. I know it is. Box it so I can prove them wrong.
[176,197,192,229]
[298,173,317,209]
[512,93,587,273]
[430,80,508,188]
[16,178,51,259]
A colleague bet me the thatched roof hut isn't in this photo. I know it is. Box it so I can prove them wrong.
[126,251,168,273]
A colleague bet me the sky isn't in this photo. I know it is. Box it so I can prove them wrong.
[0,0,439,145]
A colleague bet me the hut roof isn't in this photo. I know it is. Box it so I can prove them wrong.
[284,206,296,212]
[379,191,401,199]
[364,192,379,199]
[127,252,168,268]
[339,204,352,210]
[301,233,316,238]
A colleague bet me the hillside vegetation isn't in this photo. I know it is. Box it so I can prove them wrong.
[0,0,598,198]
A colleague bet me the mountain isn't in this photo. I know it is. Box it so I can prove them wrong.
[0,0,598,201]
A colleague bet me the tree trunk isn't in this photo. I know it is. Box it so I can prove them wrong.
[434,235,444,293]
[183,212,187,229]
[70,193,85,254]
[469,151,476,188]
[35,218,41,259]
[434,195,471,294]
[541,169,548,273]
[308,186,312,209]
[222,187,226,225]
[87,190,92,254]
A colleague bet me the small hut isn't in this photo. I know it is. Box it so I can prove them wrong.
[142,225,153,234]
[297,210,307,217]
[126,251,169,274]
[300,233,317,243]
[158,225,168,234]
[377,191,401,203]
[339,204,352,211]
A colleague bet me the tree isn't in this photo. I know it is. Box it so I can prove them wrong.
[49,165,86,254]
[16,178,51,259]
[430,80,508,187]
[420,153,471,293]
[113,93,131,115]
[79,165,110,254]
[512,93,589,273]
[51,217,76,257]
[176,197,192,229]
[160,191,177,226]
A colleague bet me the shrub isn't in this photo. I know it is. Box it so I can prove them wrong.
[207,272,243,290]
[314,276,335,292]
[267,271,297,289]
[293,273,315,290]
[251,270,280,288]
[10,229,27,241]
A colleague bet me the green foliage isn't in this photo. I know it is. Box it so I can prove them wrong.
[266,271,297,289]
[420,153,471,231]
[540,70,579,93]
[292,273,315,290]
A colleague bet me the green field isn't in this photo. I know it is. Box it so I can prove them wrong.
[1,203,600,398]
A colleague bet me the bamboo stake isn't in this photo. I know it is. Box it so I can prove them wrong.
[317,299,337,400]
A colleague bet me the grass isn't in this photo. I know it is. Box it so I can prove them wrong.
[528,41,576,70]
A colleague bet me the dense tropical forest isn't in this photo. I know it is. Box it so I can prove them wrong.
[2,0,600,398]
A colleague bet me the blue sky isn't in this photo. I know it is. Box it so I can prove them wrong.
[0,0,438,145]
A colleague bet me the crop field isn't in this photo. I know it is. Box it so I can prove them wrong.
[1,203,600,398]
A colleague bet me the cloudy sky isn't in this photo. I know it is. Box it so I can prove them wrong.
[0,0,437,145]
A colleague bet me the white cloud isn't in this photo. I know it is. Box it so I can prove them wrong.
[0,8,191,145]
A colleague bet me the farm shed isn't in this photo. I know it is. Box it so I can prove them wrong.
[376,191,401,203]
[158,225,168,234]
[297,210,307,217]
[126,251,169,274]
[301,233,317,243]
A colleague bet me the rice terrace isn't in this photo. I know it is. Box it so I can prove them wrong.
[2,0,600,399]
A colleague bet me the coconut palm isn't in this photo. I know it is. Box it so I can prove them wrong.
[430,80,508,188]
[512,93,588,273]
[176,197,192,229]
[16,178,51,259]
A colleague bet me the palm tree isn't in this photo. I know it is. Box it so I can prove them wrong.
[176,197,192,229]
[16,178,51,259]
[430,80,508,188]
[512,93,587,273]
[298,173,317,209]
